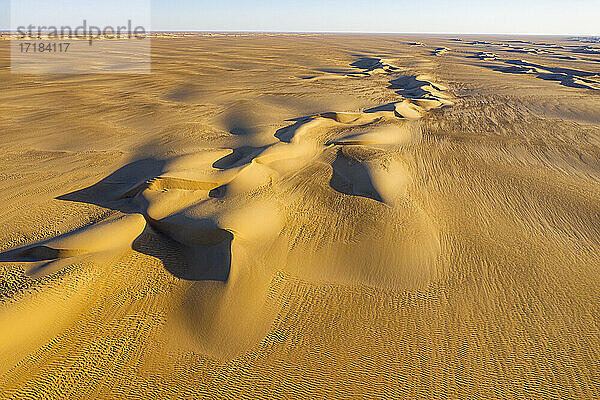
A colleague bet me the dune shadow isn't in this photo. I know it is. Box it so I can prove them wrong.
[388,76,431,98]
[504,59,598,78]
[476,59,600,91]
[274,117,312,143]
[0,246,54,263]
[350,57,383,71]
[0,223,101,262]
[212,146,267,169]
[329,149,383,203]
[27,156,235,282]
[364,102,397,113]
[56,157,168,213]
[536,73,599,90]
[314,67,356,74]
[133,226,232,282]
[351,56,400,73]
[571,47,600,55]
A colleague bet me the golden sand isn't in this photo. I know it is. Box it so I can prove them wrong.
[0,34,599,398]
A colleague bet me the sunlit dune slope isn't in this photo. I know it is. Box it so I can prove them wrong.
[0,34,599,398]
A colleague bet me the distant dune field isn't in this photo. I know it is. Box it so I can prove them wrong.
[0,34,599,398]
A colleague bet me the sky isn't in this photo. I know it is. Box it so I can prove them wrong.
[1,0,599,35]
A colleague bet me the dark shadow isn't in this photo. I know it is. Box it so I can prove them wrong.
[329,149,383,203]
[133,225,232,282]
[0,221,232,281]
[0,217,123,262]
[350,56,399,72]
[56,157,168,212]
[474,59,600,91]
[388,76,430,98]
[208,185,228,198]
[21,260,63,276]
[504,59,598,77]
[315,67,356,74]
[536,73,599,90]
[0,155,235,282]
[0,244,47,262]
[364,102,398,113]
[571,47,600,55]
[503,49,540,55]
[566,37,600,44]
[496,65,533,74]
[212,146,266,169]
[274,117,311,143]
[467,51,498,61]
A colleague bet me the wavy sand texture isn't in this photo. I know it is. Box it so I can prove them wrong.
[0,34,600,399]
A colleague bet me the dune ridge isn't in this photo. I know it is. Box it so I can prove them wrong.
[1,34,599,398]
[10,55,455,275]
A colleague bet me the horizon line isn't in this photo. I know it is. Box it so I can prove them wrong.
[1,29,598,37]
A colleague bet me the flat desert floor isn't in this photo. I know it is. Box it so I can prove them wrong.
[0,34,599,398]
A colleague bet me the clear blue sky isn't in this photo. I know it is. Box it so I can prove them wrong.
[1,0,599,35]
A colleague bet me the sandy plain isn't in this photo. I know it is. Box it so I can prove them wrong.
[0,33,599,398]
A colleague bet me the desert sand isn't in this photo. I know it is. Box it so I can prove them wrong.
[0,33,599,398]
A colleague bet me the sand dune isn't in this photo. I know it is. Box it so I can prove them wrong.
[19,214,147,261]
[1,34,600,398]
[431,47,450,56]
[12,54,450,278]
[485,59,600,90]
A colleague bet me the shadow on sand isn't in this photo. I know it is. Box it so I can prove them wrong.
[329,149,384,203]
[1,157,232,282]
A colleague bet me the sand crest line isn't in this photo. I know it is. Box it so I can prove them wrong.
[11,56,454,281]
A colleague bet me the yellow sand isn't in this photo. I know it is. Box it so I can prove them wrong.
[0,34,599,398]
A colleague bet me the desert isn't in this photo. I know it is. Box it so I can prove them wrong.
[0,33,599,398]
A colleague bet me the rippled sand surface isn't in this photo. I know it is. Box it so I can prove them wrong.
[1,34,599,398]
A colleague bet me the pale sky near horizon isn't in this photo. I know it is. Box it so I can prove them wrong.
[1,0,599,36]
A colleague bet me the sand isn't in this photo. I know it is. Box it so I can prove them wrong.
[0,33,599,398]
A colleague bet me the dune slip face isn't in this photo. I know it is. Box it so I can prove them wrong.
[1,34,600,399]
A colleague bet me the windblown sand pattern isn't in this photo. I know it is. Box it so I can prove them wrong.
[1,34,599,398]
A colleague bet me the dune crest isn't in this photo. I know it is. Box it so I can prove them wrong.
[1,54,455,360]
[2,34,599,398]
